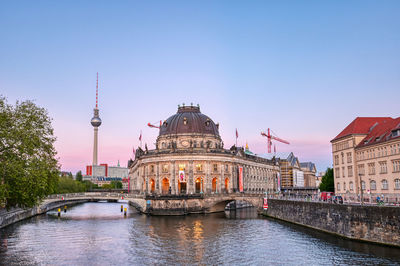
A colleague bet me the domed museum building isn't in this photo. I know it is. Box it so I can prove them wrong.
[128,105,279,195]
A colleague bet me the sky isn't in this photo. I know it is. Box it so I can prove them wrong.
[1,1,399,174]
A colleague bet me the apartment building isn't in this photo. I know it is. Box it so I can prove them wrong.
[331,117,400,199]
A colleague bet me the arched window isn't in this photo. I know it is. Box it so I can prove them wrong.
[370,180,376,190]
[382,179,388,190]
[349,181,353,191]
[395,179,400,189]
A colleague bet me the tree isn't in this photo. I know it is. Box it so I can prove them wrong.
[319,167,334,192]
[76,171,83,182]
[57,176,85,194]
[101,184,113,189]
[0,96,59,209]
[110,180,123,189]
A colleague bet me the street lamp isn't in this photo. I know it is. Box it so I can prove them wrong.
[359,173,364,206]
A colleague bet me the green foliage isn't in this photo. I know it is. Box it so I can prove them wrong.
[110,180,123,189]
[76,171,83,182]
[0,96,60,209]
[57,176,85,194]
[82,180,99,190]
[319,167,334,192]
[101,184,113,189]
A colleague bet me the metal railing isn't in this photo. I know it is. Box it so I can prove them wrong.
[266,193,400,206]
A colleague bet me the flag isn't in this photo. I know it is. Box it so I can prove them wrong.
[132,146,135,154]
[274,144,276,153]
[235,128,238,139]
[139,131,142,141]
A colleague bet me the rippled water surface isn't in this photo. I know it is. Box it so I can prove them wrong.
[1,202,400,265]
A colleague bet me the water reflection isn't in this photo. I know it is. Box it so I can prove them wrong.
[0,202,399,265]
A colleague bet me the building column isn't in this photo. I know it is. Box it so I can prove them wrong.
[206,161,211,194]
[145,166,148,193]
[220,163,224,193]
[189,160,194,194]
[156,162,160,193]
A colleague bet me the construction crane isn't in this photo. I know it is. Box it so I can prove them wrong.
[261,128,290,153]
[147,120,162,129]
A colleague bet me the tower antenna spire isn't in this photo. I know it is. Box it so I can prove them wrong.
[96,72,99,108]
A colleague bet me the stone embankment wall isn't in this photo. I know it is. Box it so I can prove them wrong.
[0,199,87,229]
[265,199,400,247]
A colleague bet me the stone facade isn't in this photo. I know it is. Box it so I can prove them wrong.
[331,117,400,200]
[129,105,279,196]
[265,199,400,247]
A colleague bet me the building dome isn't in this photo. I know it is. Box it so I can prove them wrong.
[159,105,220,137]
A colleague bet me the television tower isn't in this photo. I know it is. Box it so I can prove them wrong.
[91,72,102,165]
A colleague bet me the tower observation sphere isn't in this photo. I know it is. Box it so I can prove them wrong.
[91,115,102,127]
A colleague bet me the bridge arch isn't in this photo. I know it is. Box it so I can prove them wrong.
[207,198,257,213]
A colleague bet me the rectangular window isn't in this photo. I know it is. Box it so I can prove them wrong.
[342,167,345,177]
[150,165,154,173]
[368,163,375,175]
[196,164,203,172]
[335,167,340,178]
[334,155,339,165]
[393,160,400,172]
[337,182,340,191]
[348,166,353,177]
[213,164,218,172]
[379,161,387,174]
[347,152,352,163]
[358,164,365,175]
[225,164,229,172]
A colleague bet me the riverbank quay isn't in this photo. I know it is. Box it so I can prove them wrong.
[263,199,400,247]
[0,192,130,229]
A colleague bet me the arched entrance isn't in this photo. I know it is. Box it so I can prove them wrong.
[224,178,229,193]
[195,177,203,193]
[150,179,155,193]
[178,181,187,194]
[212,177,217,193]
[161,178,169,194]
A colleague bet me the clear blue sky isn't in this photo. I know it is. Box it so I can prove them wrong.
[1,1,399,173]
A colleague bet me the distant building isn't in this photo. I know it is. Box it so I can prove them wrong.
[300,162,317,187]
[331,117,400,200]
[267,152,317,195]
[84,162,129,187]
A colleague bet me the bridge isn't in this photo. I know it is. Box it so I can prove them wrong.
[46,192,264,215]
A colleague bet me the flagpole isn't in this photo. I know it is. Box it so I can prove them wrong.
[235,128,238,147]
[140,130,142,149]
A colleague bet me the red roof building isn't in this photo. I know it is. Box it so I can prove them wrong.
[331,117,400,201]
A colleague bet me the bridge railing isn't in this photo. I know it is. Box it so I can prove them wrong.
[47,192,144,200]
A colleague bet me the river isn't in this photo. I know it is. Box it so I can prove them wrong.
[0,202,399,265]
